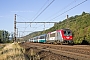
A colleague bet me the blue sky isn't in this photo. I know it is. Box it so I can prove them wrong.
[0,0,90,36]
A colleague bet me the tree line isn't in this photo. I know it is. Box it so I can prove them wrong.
[0,30,12,43]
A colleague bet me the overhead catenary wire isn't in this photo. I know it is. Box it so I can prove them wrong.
[30,0,55,32]
[31,0,55,22]
[16,0,49,35]
[31,0,49,22]
[23,0,55,35]
[27,0,88,35]
[31,0,88,33]
[30,0,87,31]
[16,0,55,36]
[17,14,31,22]
[16,0,49,22]
[34,0,78,30]
[16,0,88,37]
[44,0,77,21]
[49,0,87,21]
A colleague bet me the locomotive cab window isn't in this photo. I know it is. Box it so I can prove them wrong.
[64,30,72,36]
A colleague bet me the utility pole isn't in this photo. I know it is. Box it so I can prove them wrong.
[16,28,18,37]
[14,14,16,42]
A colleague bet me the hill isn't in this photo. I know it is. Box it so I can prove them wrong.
[22,31,43,41]
[23,12,90,44]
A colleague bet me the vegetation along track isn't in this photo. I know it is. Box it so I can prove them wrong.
[20,42,90,60]
[0,43,30,60]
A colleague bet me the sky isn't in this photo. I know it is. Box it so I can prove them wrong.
[0,0,90,37]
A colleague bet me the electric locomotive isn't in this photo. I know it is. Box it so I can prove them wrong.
[46,29,73,44]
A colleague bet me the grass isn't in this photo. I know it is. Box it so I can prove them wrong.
[0,43,25,60]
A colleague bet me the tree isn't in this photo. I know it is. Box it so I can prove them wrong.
[0,30,10,43]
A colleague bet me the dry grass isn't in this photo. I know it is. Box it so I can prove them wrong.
[0,43,25,60]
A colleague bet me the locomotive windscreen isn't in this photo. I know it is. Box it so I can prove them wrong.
[63,29,72,36]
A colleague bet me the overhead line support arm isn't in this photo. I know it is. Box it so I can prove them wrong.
[16,22,58,23]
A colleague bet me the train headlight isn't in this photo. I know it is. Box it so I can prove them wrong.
[70,38,72,39]
[66,37,70,39]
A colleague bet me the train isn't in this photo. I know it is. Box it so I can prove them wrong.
[29,29,73,44]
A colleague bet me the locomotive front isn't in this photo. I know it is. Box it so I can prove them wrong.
[62,29,73,44]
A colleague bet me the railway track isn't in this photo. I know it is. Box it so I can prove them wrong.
[32,46,90,60]
[20,42,90,60]
[28,43,90,55]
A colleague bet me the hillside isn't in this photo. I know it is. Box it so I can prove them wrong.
[23,31,43,41]
[23,12,90,44]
